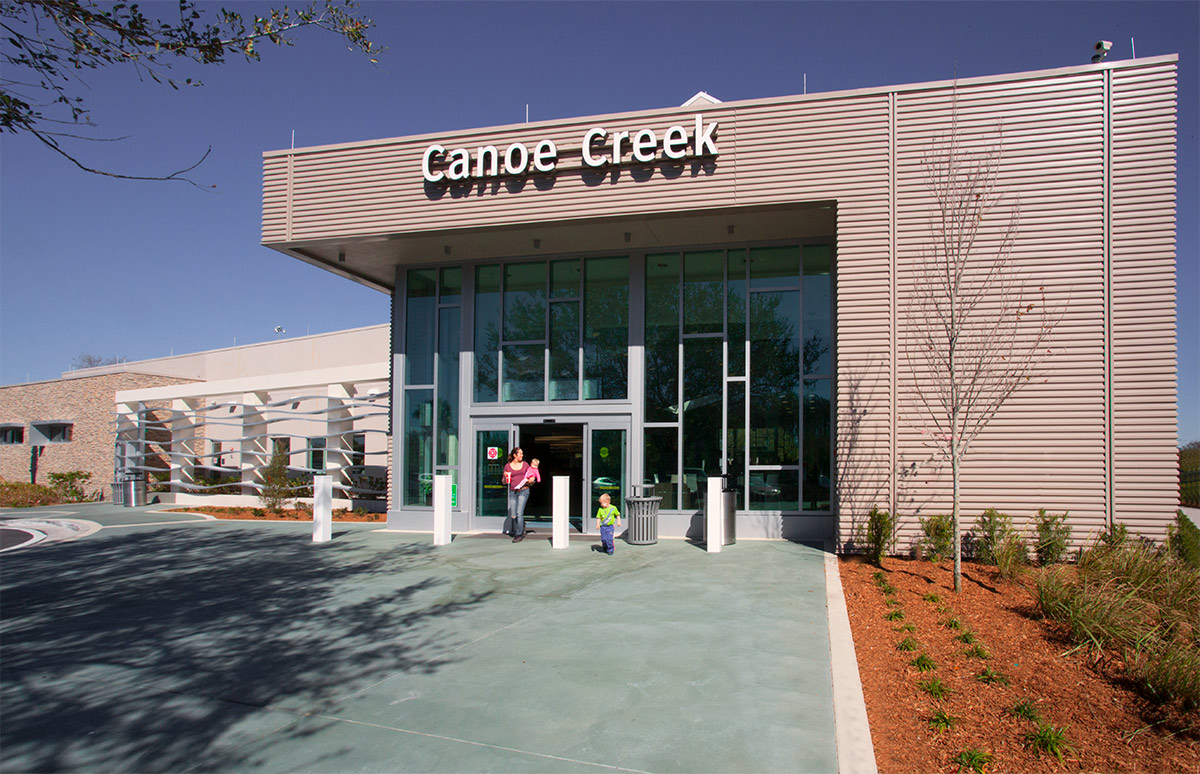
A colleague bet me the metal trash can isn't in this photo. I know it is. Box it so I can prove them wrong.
[124,475,147,507]
[625,489,662,545]
[722,484,737,546]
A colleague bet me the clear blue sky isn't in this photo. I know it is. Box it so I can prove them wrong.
[1,1,1196,442]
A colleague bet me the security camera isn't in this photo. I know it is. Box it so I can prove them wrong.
[1092,40,1113,63]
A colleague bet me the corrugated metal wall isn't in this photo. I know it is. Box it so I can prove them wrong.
[263,57,1178,548]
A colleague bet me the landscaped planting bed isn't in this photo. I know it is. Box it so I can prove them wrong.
[840,555,1199,773]
[166,506,384,522]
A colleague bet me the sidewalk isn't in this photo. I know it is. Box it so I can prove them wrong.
[0,503,871,773]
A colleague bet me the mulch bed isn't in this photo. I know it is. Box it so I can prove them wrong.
[165,506,384,523]
[839,555,1199,773]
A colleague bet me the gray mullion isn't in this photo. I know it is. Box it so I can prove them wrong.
[676,251,684,508]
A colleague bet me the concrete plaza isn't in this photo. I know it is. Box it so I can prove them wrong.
[0,504,871,773]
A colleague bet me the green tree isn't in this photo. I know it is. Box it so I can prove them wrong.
[1,0,379,182]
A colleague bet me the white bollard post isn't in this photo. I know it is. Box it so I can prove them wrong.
[313,474,332,543]
[552,475,570,549]
[433,474,452,546]
[706,476,723,554]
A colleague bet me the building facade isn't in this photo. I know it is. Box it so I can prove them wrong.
[261,57,1179,548]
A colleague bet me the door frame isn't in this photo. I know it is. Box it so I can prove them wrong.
[470,415,631,534]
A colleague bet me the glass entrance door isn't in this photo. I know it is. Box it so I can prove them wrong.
[476,429,509,521]
[589,428,626,532]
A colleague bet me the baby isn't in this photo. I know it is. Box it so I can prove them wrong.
[522,458,542,488]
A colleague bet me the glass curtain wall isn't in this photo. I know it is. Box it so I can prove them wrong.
[403,267,462,506]
[643,243,833,513]
[474,256,628,404]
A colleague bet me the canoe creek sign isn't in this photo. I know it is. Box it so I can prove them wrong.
[421,114,719,183]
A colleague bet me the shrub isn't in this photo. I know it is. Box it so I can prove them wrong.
[955,630,977,644]
[0,481,59,507]
[1166,510,1200,570]
[1024,723,1073,762]
[964,644,990,660]
[47,471,96,502]
[976,667,1010,685]
[1035,537,1200,709]
[952,748,992,774]
[1034,508,1072,565]
[1180,441,1199,507]
[1009,698,1042,723]
[941,617,962,630]
[896,636,919,652]
[919,677,952,699]
[259,451,291,512]
[912,653,937,671]
[893,623,916,633]
[922,593,942,604]
[862,506,896,565]
[885,609,905,621]
[918,513,954,562]
[974,508,1027,577]
[928,709,957,732]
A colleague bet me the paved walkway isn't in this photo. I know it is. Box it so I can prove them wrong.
[0,503,873,773]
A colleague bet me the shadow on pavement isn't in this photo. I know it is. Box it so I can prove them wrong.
[0,526,492,772]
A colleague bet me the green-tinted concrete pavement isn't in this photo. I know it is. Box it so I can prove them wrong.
[1,503,872,773]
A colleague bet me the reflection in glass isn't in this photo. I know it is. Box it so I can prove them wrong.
[749,245,800,290]
[404,389,433,506]
[584,256,629,399]
[803,244,832,376]
[749,290,800,465]
[405,269,436,385]
[440,266,462,305]
[502,343,544,401]
[645,253,679,421]
[437,307,460,466]
[551,259,581,298]
[474,265,501,402]
[682,338,722,510]
[504,262,546,342]
[476,431,508,518]
[591,429,626,511]
[550,302,579,400]
[728,250,746,377]
[643,426,678,510]
[683,250,724,335]
[803,379,832,510]
[748,469,799,511]
[727,380,745,510]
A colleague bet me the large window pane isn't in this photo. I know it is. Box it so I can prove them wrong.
[749,469,799,511]
[440,266,462,305]
[404,389,433,506]
[803,378,832,511]
[749,245,800,291]
[405,269,436,385]
[682,338,722,510]
[504,262,546,342]
[551,259,581,298]
[728,250,747,377]
[502,344,544,401]
[643,427,678,510]
[683,250,724,335]
[437,307,460,466]
[474,265,501,402]
[645,253,679,421]
[583,256,628,400]
[550,302,579,400]
[803,244,832,376]
[749,290,800,465]
[727,380,745,510]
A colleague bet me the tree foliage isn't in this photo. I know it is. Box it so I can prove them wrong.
[1,0,379,182]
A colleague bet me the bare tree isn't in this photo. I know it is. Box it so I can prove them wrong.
[905,109,1059,592]
[71,352,123,369]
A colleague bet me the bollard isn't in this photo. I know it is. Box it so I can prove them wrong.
[552,475,569,549]
[433,474,452,546]
[313,475,332,543]
[705,476,723,553]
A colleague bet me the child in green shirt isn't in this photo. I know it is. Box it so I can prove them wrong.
[595,492,621,555]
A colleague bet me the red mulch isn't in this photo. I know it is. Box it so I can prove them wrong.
[165,506,385,523]
[840,556,1199,773]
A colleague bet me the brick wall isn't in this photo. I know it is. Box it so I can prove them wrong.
[0,373,197,499]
